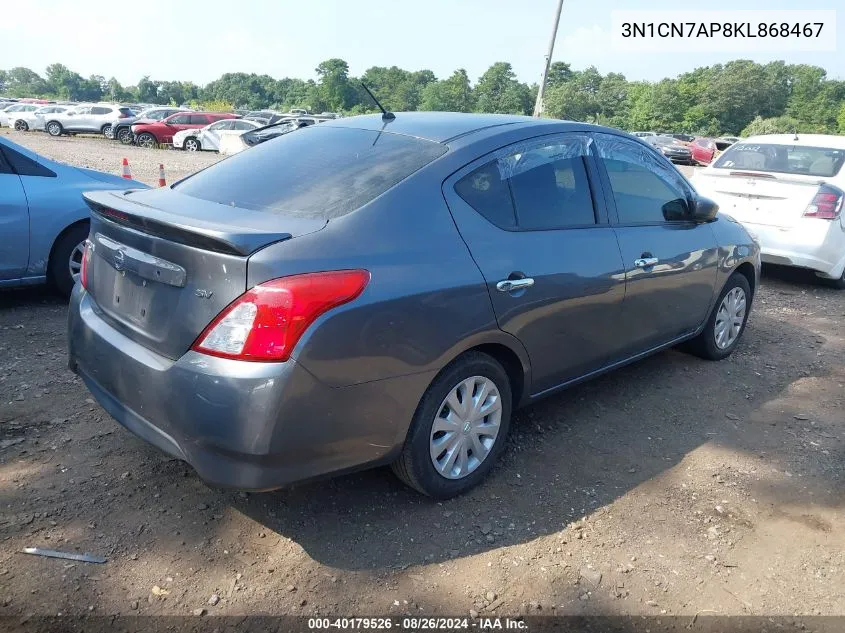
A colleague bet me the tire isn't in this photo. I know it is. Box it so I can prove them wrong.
[14,120,28,131]
[46,121,63,137]
[136,133,157,149]
[49,223,89,298]
[117,127,133,144]
[183,137,200,152]
[686,272,751,360]
[391,352,512,499]
[102,124,114,139]
[826,269,845,290]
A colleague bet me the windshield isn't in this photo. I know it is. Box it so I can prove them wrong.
[713,143,845,178]
[175,125,448,220]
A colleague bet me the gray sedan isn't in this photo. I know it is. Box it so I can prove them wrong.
[67,113,760,498]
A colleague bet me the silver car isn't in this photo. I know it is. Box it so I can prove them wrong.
[44,104,134,137]
[0,103,43,128]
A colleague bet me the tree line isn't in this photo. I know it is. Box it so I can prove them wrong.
[2,59,844,136]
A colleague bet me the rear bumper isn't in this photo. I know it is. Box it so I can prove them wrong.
[744,219,845,278]
[67,286,430,490]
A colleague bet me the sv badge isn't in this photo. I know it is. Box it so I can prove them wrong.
[195,289,214,299]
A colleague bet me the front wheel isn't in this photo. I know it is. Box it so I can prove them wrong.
[102,124,114,139]
[14,120,28,131]
[686,273,751,360]
[391,352,512,499]
[183,137,200,152]
[136,133,157,149]
[117,127,133,144]
[46,121,63,137]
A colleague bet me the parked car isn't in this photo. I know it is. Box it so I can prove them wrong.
[132,112,239,148]
[10,105,73,132]
[68,112,759,498]
[173,118,262,152]
[110,107,186,144]
[218,118,320,154]
[719,136,741,145]
[646,135,694,164]
[692,134,845,288]
[0,135,146,296]
[670,133,694,143]
[632,131,657,138]
[689,137,735,166]
[242,110,283,125]
[0,103,43,127]
[45,104,134,137]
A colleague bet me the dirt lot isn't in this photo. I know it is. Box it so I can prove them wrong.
[0,128,222,186]
[0,131,843,623]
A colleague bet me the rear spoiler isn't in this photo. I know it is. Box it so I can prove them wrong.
[707,169,828,188]
[83,190,294,257]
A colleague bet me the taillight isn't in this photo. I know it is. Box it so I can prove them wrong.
[803,185,844,220]
[80,240,92,289]
[191,270,370,362]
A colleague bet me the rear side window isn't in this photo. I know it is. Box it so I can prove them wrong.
[167,114,190,125]
[175,126,448,220]
[91,106,111,115]
[118,107,133,116]
[713,143,845,178]
[189,115,209,125]
[594,133,691,224]
[455,136,596,230]
[1,145,56,177]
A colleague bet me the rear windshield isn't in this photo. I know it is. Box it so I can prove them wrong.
[175,126,448,220]
[713,143,845,178]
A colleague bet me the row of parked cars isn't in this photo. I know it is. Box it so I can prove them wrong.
[632,131,741,166]
[0,99,338,154]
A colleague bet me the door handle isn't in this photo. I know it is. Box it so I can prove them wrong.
[496,278,535,292]
[634,257,659,268]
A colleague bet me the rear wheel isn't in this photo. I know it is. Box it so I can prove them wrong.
[49,223,89,298]
[117,127,133,144]
[392,352,512,499]
[14,120,28,131]
[46,121,63,137]
[827,268,845,290]
[686,273,751,360]
[184,137,200,152]
[136,133,157,149]
[102,124,114,139]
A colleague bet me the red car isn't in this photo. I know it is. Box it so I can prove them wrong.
[132,112,238,148]
[689,137,735,166]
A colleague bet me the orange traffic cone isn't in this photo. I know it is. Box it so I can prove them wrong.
[158,164,166,187]
[121,158,132,179]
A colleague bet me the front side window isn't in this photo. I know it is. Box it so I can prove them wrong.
[207,120,230,131]
[594,133,691,224]
[454,135,596,231]
[167,114,191,125]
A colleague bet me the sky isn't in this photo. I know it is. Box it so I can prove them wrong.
[1,0,841,87]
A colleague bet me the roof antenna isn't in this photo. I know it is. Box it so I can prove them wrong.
[361,83,395,121]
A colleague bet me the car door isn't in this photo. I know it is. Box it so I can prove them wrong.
[0,145,30,281]
[592,132,719,358]
[159,113,192,143]
[443,133,627,394]
[90,106,112,131]
[70,106,93,131]
[201,120,231,150]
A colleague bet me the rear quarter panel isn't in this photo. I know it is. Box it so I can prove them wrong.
[710,214,761,303]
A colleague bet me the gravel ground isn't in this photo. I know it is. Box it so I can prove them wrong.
[0,132,842,624]
[1,128,222,187]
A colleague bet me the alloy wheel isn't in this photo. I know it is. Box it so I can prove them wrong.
[185,138,199,152]
[429,376,502,480]
[714,287,746,349]
[68,241,84,284]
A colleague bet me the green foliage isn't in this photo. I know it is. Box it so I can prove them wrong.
[1,59,843,137]
[189,99,234,113]
[741,115,803,136]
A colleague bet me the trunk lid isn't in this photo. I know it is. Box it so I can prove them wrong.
[694,169,823,228]
[82,188,326,359]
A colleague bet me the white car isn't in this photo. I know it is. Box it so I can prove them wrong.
[9,105,73,131]
[173,118,261,152]
[44,103,134,137]
[0,103,43,128]
[692,134,845,287]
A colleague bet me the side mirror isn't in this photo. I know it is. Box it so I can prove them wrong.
[691,195,719,222]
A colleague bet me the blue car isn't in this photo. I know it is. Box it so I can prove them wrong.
[0,136,146,296]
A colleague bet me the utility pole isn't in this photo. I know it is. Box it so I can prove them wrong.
[532,0,564,118]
